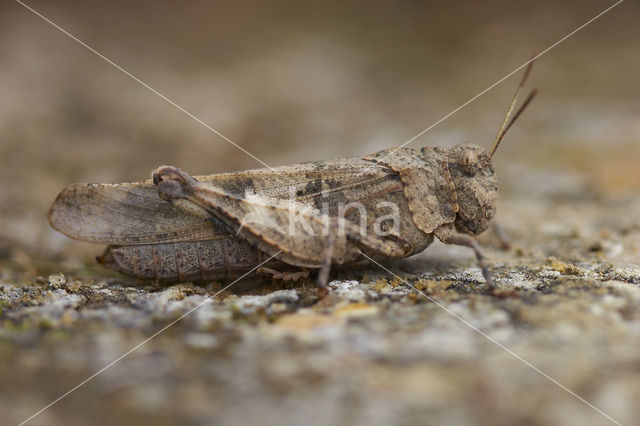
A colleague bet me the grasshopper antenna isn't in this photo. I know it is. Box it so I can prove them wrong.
[489,56,538,158]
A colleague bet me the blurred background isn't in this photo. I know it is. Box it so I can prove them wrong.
[0,0,637,276]
[1,1,639,425]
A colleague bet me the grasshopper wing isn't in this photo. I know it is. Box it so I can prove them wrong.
[154,167,407,268]
[48,157,394,247]
[48,181,231,244]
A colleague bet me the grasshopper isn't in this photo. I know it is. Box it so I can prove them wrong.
[48,63,536,294]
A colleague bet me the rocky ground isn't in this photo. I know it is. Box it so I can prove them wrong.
[1,2,639,425]
[1,188,639,426]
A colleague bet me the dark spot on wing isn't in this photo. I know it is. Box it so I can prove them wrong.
[313,197,324,210]
[224,177,255,197]
[304,179,323,196]
[326,179,343,189]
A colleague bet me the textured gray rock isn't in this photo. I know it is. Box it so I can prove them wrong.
[1,4,639,424]
[2,192,640,426]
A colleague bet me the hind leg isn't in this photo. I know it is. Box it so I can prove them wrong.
[257,267,310,282]
[314,219,412,298]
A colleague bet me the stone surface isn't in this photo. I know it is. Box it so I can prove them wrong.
[1,2,638,425]
[2,192,640,426]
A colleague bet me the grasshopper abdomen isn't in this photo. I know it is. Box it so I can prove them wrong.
[98,239,272,282]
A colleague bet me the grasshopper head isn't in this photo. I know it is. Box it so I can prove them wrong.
[446,143,497,235]
[441,57,535,236]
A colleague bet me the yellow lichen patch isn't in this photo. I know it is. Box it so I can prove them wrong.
[372,279,390,292]
[65,280,82,293]
[274,312,338,332]
[546,258,581,275]
[272,303,380,335]
[389,276,404,288]
[334,302,379,319]
[413,279,452,293]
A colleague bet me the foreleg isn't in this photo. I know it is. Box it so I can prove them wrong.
[435,226,494,287]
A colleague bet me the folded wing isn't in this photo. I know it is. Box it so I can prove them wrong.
[48,181,230,244]
[48,157,396,245]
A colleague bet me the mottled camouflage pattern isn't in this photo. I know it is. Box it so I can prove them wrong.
[49,143,497,283]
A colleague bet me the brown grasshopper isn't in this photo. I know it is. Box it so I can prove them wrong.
[48,63,536,293]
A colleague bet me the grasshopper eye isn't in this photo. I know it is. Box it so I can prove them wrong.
[459,150,478,176]
[484,206,496,220]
